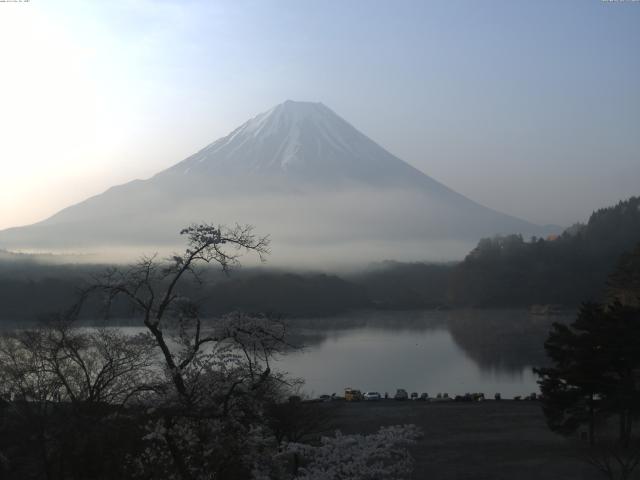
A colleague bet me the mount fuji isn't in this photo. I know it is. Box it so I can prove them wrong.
[0,101,551,264]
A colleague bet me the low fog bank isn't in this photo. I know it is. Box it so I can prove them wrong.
[0,184,555,267]
[2,239,474,270]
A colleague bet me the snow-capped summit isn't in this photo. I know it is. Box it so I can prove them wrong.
[160,100,432,187]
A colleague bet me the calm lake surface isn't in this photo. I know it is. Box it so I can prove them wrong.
[7,308,571,399]
[273,308,573,398]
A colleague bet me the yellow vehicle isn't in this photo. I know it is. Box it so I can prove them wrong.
[344,388,363,402]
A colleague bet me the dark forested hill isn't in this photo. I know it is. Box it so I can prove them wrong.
[607,242,640,308]
[203,273,369,317]
[449,196,640,306]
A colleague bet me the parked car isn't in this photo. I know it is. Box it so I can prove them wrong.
[344,388,363,402]
[394,389,408,400]
[319,394,332,402]
[410,392,418,400]
[363,391,381,401]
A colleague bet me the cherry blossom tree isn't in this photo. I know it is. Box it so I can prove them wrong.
[255,424,422,480]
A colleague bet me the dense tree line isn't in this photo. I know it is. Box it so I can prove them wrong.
[450,196,640,307]
[607,242,640,309]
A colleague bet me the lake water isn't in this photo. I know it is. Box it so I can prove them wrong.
[273,308,572,398]
[4,308,571,399]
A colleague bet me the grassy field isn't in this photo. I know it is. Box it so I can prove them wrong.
[328,400,599,480]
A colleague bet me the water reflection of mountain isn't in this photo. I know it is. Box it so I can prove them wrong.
[285,309,448,349]
[446,309,573,374]
[285,309,573,375]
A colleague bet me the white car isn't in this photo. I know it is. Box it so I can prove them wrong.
[363,391,382,401]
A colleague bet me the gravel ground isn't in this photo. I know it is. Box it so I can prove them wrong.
[327,400,599,480]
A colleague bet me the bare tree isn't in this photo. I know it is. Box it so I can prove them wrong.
[82,224,301,479]
[86,224,270,399]
[0,318,158,406]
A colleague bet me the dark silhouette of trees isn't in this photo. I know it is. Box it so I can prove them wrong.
[536,302,612,445]
[0,317,158,479]
[536,243,640,480]
[607,242,640,308]
[536,301,640,446]
[451,196,640,307]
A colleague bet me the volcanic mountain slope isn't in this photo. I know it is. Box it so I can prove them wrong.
[0,101,550,264]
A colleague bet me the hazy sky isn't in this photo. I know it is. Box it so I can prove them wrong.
[1,0,638,230]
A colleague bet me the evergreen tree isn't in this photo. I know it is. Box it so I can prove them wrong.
[535,303,609,444]
[536,301,640,446]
